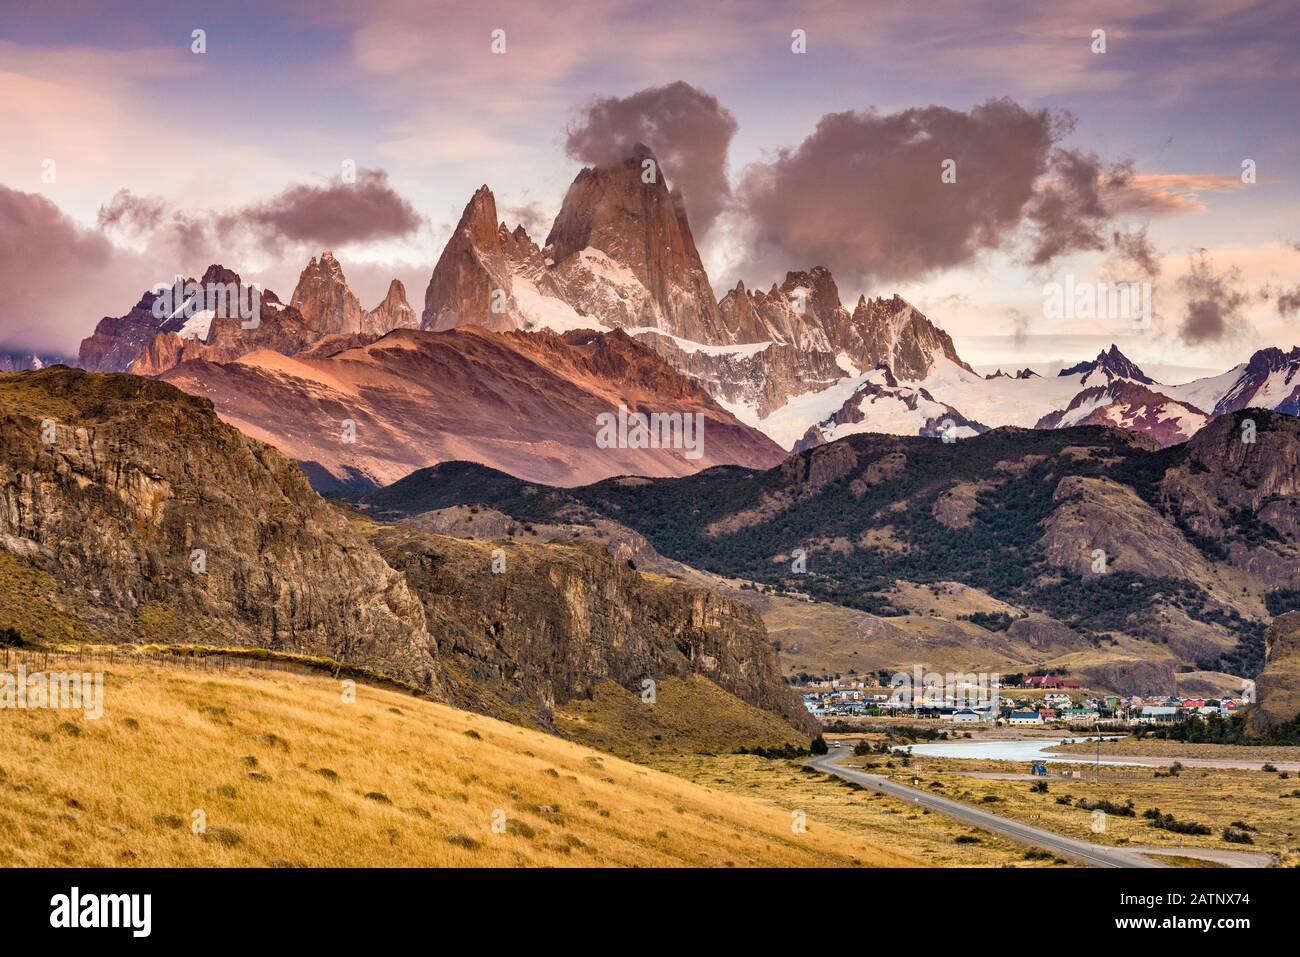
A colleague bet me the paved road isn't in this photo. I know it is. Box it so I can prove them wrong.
[808,749,1167,869]
[1124,845,1273,868]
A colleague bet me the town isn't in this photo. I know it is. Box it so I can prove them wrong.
[799,672,1248,726]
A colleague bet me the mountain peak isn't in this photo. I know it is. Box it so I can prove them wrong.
[541,145,724,341]
[421,185,516,332]
[362,278,417,336]
[1059,343,1153,384]
[847,293,975,379]
[291,251,363,336]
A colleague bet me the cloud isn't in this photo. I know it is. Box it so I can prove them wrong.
[1102,169,1243,216]
[97,168,423,263]
[730,98,1062,287]
[0,186,156,355]
[1270,284,1300,319]
[227,168,422,249]
[500,201,552,240]
[565,81,738,237]
[1023,148,1114,267]
[1109,225,1162,279]
[1176,251,1250,345]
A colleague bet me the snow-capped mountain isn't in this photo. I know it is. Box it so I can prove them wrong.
[68,143,1300,460]
[412,144,1284,452]
[77,256,417,376]
[1198,347,1300,417]
[1035,380,1209,447]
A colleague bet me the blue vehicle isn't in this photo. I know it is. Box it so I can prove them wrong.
[1030,762,1048,776]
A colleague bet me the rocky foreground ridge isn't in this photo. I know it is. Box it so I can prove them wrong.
[0,366,810,739]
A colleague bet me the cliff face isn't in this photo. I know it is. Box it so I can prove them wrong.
[0,367,438,687]
[1160,411,1300,585]
[290,251,364,336]
[363,279,418,335]
[421,186,519,332]
[544,146,726,342]
[1247,612,1300,736]
[371,526,817,735]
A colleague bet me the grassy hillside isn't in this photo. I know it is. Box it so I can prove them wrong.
[0,660,915,867]
[554,675,810,759]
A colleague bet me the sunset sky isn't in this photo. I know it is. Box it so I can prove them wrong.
[2,0,1298,377]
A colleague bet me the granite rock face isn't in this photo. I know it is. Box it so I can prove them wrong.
[0,366,438,687]
[421,186,519,332]
[1247,612,1300,735]
[373,525,816,735]
[290,251,364,336]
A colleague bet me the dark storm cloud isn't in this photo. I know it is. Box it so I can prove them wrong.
[732,98,1063,286]
[0,186,156,355]
[232,168,421,248]
[566,81,738,237]
[97,168,422,259]
[1176,252,1249,345]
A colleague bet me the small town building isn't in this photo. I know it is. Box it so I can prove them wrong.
[1139,706,1178,724]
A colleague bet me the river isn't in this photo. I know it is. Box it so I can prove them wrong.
[894,735,1129,764]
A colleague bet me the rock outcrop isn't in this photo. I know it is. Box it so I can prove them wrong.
[0,366,438,686]
[1247,612,1300,735]
[1159,410,1300,585]
[372,525,816,734]
[290,251,365,336]
[363,279,418,335]
[421,186,519,332]
[1039,475,1216,580]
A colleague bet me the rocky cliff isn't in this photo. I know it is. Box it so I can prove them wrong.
[1159,410,1300,585]
[371,524,816,734]
[363,279,418,335]
[421,186,519,332]
[0,366,438,685]
[290,251,364,336]
[545,144,726,342]
[1246,612,1300,736]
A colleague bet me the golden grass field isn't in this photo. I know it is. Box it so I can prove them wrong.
[650,753,1066,867]
[554,674,808,759]
[860,753,1300,866]
[0,659,919,867]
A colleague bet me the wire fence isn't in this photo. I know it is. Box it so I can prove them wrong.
[1,645,346,683]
